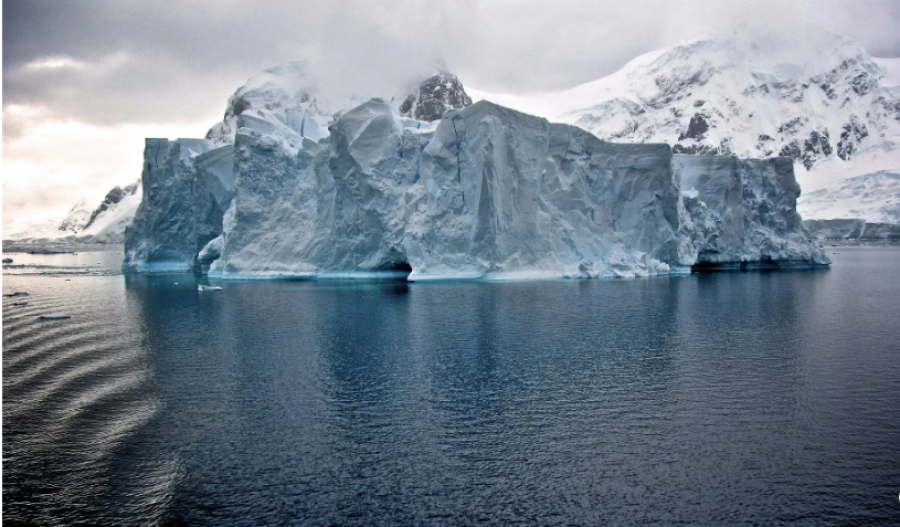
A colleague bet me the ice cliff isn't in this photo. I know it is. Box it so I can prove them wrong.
[123,63,828,278]
[124,139,226,271]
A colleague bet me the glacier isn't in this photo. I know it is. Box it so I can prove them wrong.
[123,66,829,279]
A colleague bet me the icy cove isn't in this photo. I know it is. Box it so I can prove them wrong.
[124,71,828,279]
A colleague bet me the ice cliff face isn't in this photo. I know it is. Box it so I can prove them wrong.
[123,139,226,271]
[402,103,683,279]
[675,156,828,266]
[124,90,828,278]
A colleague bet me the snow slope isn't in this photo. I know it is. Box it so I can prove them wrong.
[3,182,141,243]
[798,170,900,223]
[473,27,900,218]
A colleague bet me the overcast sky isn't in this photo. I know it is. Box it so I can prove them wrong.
[4,0,900,225]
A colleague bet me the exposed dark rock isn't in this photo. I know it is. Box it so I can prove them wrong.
[801,130,832,169]
[83,186,127,230]
[645,64,718,110]
[850,72,877,96]
[837,116,869,160]
[399,72,473,122]
[678,113,710,141]
[672,143,719,155]
[779,141,802,161]
[777,117,806,135]
[818,82,837,100]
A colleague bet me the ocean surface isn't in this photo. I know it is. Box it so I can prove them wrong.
[3,245,899,526]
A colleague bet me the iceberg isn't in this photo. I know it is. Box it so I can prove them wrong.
[123,138,224,272]
[123,67,828,279]
[675,155,831,269]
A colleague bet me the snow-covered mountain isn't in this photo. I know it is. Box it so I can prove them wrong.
[798,170,900,223]
[804,218,900,242]
[510,28,900,166]
[474,27,900,222]
[79,182,143,242]
[3,181,141,243]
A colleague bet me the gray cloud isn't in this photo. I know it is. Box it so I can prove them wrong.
[6,0,899,130]
[4,0,899,223]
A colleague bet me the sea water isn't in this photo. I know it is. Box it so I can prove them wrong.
[3,246,899,525]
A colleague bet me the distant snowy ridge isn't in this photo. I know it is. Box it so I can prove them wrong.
[471,28,900,220]
[512,28,900,167]
[804,218,900,242]
[798,170,900,223]
[3,182,141,243]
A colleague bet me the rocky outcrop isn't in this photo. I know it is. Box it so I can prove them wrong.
[84,182,139,230]
[399,72,473,122]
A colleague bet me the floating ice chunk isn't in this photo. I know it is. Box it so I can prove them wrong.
[4,291,29,297]
[198,284,223,291]
[12,302,28,306]
[40,314,71,320]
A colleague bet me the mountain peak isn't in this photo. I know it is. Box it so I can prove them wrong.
[399,72,473,122]
[520,29,900,172]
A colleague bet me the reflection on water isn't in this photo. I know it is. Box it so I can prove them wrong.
[4,247,900,525]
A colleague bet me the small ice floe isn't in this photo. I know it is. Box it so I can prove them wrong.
[198,284,223,291]
[12,302,28,306]
[39,314,71,320]
[2,258,13,263]
[4,291,29,297]
[65,279,71,281]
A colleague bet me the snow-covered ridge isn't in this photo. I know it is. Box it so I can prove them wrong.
[798,170,900,223]
[804,218,900,242]
[3,182,141,243]
[485,28,900,200]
